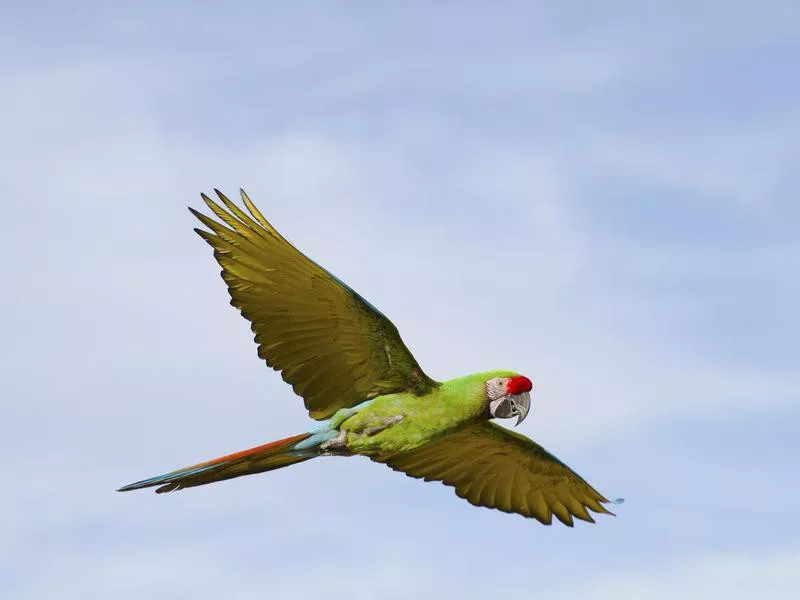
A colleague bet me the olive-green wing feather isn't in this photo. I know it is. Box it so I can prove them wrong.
[191,189,438,420]
[381,422,613,526]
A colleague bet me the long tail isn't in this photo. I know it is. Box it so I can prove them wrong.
[117,432,317,494]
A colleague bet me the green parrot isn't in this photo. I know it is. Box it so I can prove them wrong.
[119,189,617,526]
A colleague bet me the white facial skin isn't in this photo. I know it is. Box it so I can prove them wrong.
[486,376,509,401]
[485,376,532,425]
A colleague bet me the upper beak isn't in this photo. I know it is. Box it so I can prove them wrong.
[513,392,531,426]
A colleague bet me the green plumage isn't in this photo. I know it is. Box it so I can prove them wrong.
[341,371,516,455]
[118,190,616,526]
[189,190,437,420]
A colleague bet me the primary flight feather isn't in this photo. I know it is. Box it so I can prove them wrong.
[119,189,616,526]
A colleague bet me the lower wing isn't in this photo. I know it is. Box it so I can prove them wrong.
[378,422,617,526]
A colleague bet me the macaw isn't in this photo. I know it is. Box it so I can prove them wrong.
[119,189,618,526]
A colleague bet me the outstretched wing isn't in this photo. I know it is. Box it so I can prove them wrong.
[381,422,614,525]
[191,189,438,420]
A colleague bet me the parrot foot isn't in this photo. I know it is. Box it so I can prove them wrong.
[361,415,404,436]
[319,415,405,455]
[320,430,348,454]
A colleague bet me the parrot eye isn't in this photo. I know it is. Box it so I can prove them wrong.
[485,377,509,401]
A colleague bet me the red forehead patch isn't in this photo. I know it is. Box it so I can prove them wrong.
[507,375,533,395]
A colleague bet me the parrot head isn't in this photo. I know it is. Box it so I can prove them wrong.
[486,375,533,426]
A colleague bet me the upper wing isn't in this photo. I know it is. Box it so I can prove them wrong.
[380,422,614,525]
[191,189,438,420]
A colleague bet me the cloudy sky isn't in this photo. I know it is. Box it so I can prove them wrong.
[3,2,799,598]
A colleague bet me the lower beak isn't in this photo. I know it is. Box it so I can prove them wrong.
[514,392,531,426]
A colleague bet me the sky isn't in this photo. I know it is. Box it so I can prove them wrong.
[2,2,799,598]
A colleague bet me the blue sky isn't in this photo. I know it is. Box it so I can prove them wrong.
[2,2,799,598]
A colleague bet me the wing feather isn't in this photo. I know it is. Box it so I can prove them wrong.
[191,190,439,419]
[380,422,613,525]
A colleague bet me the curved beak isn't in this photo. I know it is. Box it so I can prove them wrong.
[512,391,531,426]
[489,392,531,426]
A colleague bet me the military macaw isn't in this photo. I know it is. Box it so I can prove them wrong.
[119,189,618,526]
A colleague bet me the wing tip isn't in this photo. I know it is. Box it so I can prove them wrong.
[192,226,213,240]
[199,191,215,206]
[602,497,624,517]
[188,207,216,233]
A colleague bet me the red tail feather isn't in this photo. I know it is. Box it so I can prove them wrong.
[118,432,314,493]
[187,433,312,470]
